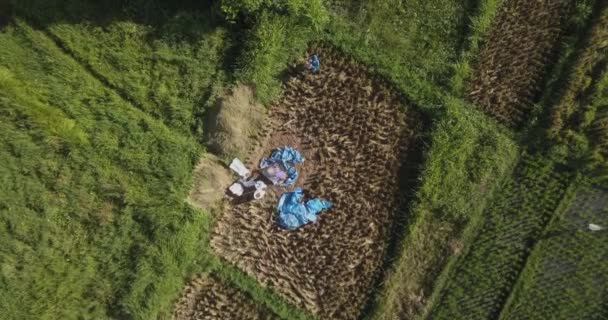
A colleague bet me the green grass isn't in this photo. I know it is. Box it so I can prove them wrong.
[367,95,518,320]
[235,10,319,104]
[427,155,573,320]
[0,20,205,319]
[449,0,504,95]
[498,183,608,320]
[323,0,477,101]
[2,1,607,319]
[36,10,228,137]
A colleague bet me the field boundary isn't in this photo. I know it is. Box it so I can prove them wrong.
[496,174,581,319]
[364,93,519,320]
[210,263,317,320]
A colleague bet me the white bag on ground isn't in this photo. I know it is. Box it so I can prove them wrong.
[229,183,244,196]
[229,158,250,178]
[589,224,604,231]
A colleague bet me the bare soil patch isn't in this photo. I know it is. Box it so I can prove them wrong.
[211,45,424,319]
[172,274,279,320]
[468,0,570,126]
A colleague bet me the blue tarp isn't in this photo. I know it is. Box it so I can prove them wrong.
[260,146,304,186]
[308,54,320,72]
[277,188,332,229]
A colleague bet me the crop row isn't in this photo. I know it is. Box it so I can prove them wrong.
[428,155,572,319]
[543,1,608,181]
[172,275,279,320]
[468,0,571,126]
[499,185,608,320]
[547,2,608,138]
[212,45,423,320]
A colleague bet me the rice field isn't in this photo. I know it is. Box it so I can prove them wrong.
[211,45,424,320]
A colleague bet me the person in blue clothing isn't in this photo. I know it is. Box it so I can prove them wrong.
[306,54,320,73]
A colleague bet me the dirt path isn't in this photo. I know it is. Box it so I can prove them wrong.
[211,45,423,319]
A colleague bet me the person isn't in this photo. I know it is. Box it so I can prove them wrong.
[306,54,320,73]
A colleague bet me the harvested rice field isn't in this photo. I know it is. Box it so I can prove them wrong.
[6,1,608,320]
[211,45,424,319]
[172,275,279,320]
[468,0,571,126]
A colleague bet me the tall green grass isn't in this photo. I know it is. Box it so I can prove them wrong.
[449,0,504,95]
[235,10,319,104]
[42,11,228,137]
[0,20,205,319]
[324,0,476,98]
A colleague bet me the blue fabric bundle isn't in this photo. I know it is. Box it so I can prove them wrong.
[259,146,304,186]
[308,54,320,72]
[277,188,332,229]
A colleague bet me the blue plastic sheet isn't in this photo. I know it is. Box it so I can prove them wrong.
[308,55,320,72]
[277,188,331,229]
[260,146,304,186]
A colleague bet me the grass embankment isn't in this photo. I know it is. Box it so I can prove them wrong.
[324,0,476,100]
[0,20,204,319]
[367,97,517,320]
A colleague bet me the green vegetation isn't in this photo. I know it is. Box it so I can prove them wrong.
[369,97,518,320]
[36,10,227,136]
[1,0,607,319]
[540,0,608,182]
[449,0,504,95]
[325,0,477,96]
[499,183,608,320]
[428,155,573,319]
[0,20,203,319]
[235,10,318,103]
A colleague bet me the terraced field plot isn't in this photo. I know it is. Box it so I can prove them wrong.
[429,156,573,320]
[172,275,279,320]
[211,46,424,319]
[469,0,570,126]
[500,185,608,320]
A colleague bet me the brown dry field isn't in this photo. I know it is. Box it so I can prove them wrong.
[468,0,570,126]
[211,45,423,319]
[171,275,279,320]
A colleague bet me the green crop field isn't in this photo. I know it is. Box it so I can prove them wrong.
[427,155,574,319]
[1,1,607,320]
[499,184,608,320]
